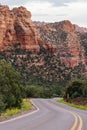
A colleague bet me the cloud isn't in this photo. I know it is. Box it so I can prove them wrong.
[0,0,28,6]
[66,2,87,27]
[0,0,87,27]
[1,0,87,7]
[24,0,87,27]
[24,1,68,21]
[41,0,77,6]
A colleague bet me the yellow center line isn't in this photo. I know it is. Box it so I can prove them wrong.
[69,112,83,130]
[77,115,83,130]
[42,100,83,130]
[70,112,78,130]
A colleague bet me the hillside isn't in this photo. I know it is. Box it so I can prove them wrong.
[0,5,87,93]
[35,20,86,68]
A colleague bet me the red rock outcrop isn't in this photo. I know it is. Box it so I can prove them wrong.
[56,20,75,32]
[0,4,87,69]
[36,20,86,67]
[75,25,87,33]
[0,5,42,52]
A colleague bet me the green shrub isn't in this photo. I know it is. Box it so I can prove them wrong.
[3,108,21,118]
[65,78,87,100]
[1,99,32,118]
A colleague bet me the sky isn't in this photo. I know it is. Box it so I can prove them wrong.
[0,0,87,27]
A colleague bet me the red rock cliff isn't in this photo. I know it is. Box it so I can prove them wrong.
[36,20,86,67]
[0,5,41,52]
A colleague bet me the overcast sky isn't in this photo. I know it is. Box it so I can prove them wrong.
[0,0,87,27]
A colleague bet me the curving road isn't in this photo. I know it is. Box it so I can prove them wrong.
[0,98,87,130]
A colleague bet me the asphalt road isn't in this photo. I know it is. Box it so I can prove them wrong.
[0,98,87,130]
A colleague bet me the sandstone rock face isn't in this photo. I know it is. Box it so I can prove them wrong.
[55,20,75,32]
[75,25,87,33]
[36,20,86,67]
[0,5,41,52]
[0,4,87,70]
[0,5,87,84]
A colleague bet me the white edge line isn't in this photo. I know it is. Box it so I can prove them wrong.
[0,100,39,124]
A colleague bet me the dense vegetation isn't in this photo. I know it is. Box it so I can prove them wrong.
[0,60,22,113]
[0,43,85,100]
[65,78,87,100]
[0,42,86,113]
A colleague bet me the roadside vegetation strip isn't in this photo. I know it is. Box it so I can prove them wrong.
[0,99,32,122]
[57,99,87,110]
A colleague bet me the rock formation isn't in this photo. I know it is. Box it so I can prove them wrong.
[35,20,86,67]
[0,5,41,52]
[0,4,87,84]
[75,25,87,33]
[0,4,87,74]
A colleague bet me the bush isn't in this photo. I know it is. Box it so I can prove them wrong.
[65,78,87,100]
[24,85,45,98]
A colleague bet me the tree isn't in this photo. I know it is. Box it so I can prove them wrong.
[82,78,87,98]
[65,76,87,101]
[24,85,45,98]
[0,60,22,112]
[65,79,83,100]
[0,94,6,113]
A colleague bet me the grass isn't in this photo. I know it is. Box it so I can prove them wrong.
[1,99,32,119]
[57,99,87,110]
[22,99,32,110]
